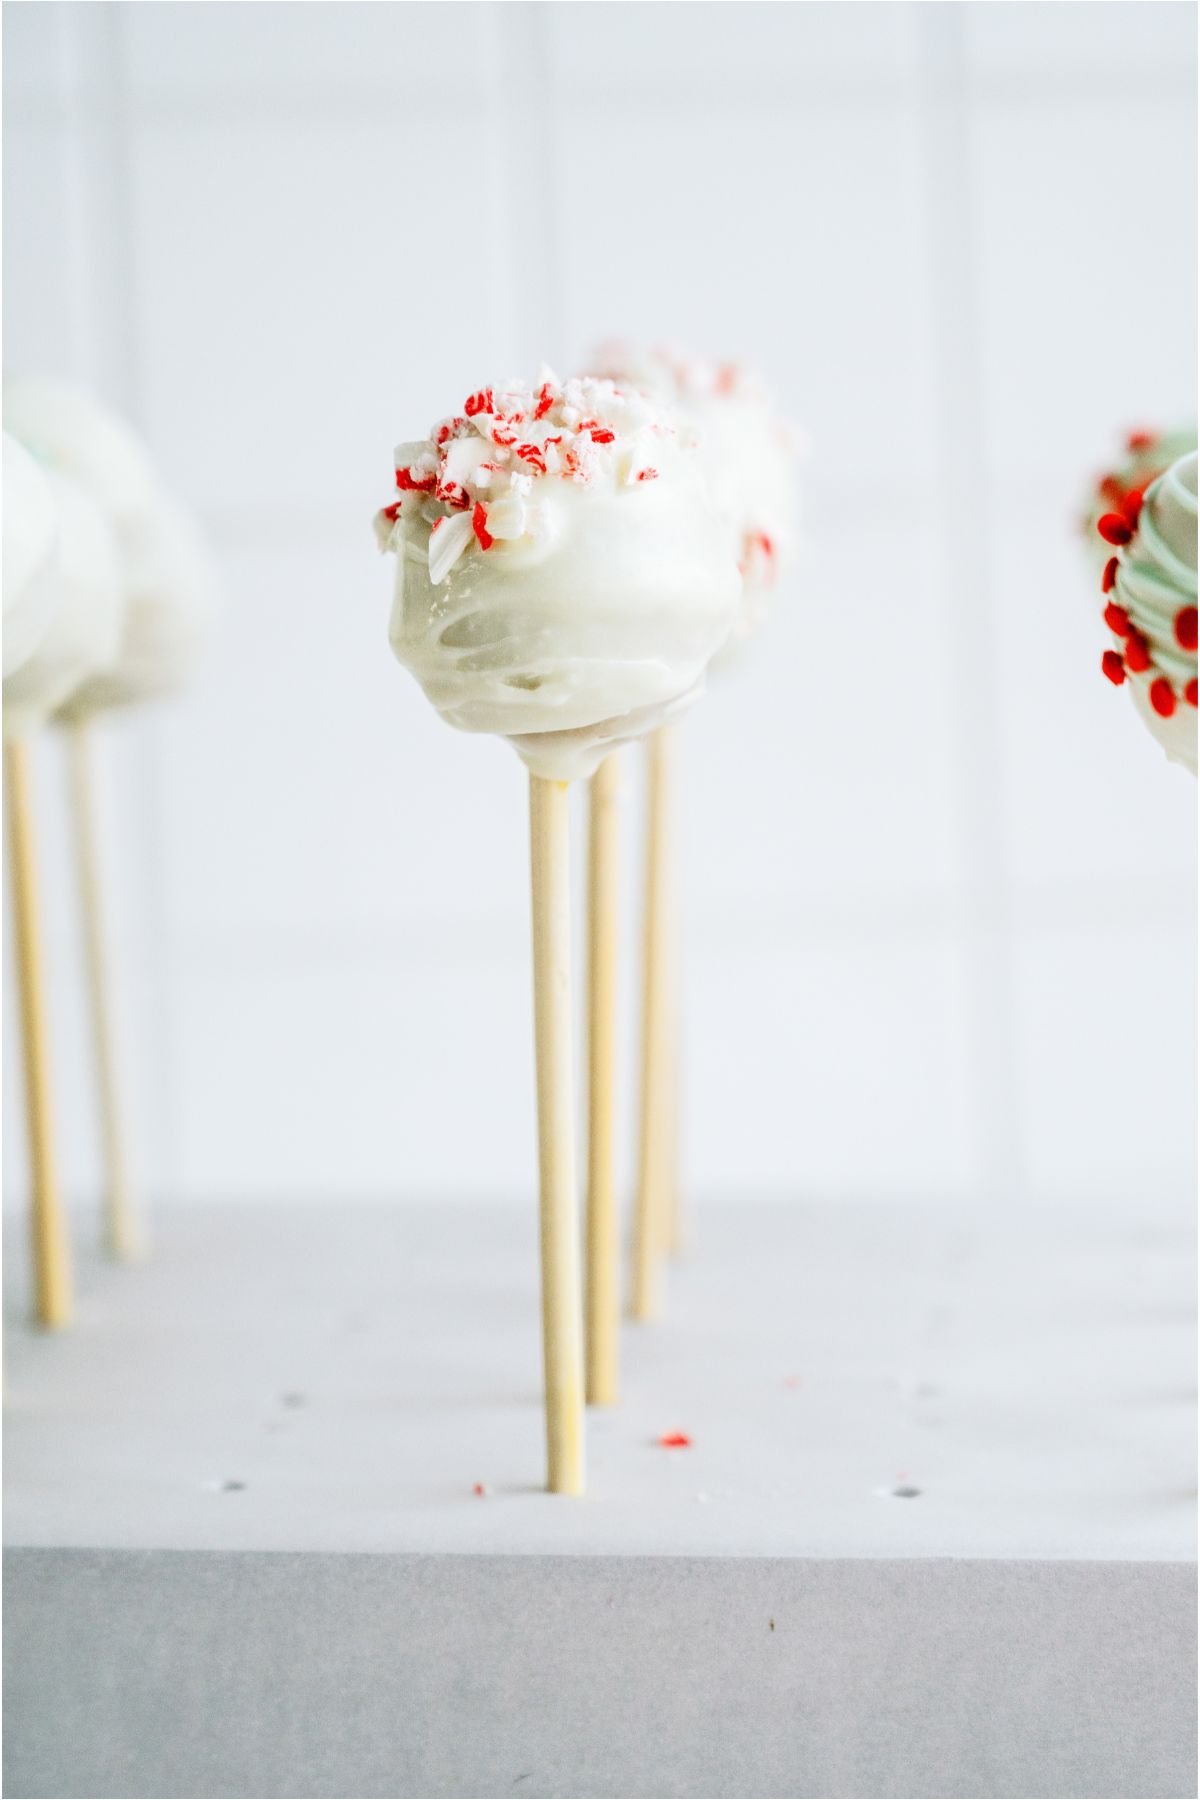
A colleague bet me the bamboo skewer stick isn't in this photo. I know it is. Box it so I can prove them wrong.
[529,774,585,1494]
[67,721,143,1261]
[5,737,73,1328]
[585,752,620,1405]
[629,725,675,1320]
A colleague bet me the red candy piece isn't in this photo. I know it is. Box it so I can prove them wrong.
[533,383,556,421]
[1175,607,1198,651]
[1097,513,1133,546]
[472,502,494,551]
[1103,601,1130,636]
[636,468,659,482]
[1124,631,1152,673]
[464,388,494,418]
[587,427,615,444]
[1101,557,1120,595]
[1186,678,1198,708]
[1149,678,1176,718]
[1101,650,1126,686]
[1126,429,1157,452]
[381,502,401,523]
[396,467,436,494]
[658,1431,692,1449]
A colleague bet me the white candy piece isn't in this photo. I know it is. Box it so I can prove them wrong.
[3,470,125,736]
[3,433,60,680]
[376,376,742,781]
[4,378,213,714]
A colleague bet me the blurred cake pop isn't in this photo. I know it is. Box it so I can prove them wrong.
[588,344,801,647]
[1084,426,1196,567]
[2,464,125,733]
[1098,449,1197,772]
[3,432,59,680]
[4,378,214,714]
[374,374,741,779]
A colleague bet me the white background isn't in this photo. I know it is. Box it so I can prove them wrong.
[3,1,1196,1221]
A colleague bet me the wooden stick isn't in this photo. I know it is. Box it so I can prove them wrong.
[529,773,585,1494]
[585,752,620,1405]
[67,721,143,1261]
[629,725,675,1320]
[5,737,73,1328]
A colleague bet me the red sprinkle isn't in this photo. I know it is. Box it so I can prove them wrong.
[658,1431,692,1449]
[464,388,494,418]
[472,502,494,551]
[1126,429,1156,452]
[472,1482,488,1498]
[1174,606,1198,651]
[395,467,436,494]
[1101,650,1126,685]
[1098,475,1125,507]
[1149,677,1176,718]
[1101,557,1120,595]
[1124,631,1152,674]
[1120,486,1146,528]
[1097,513,1133,546]
[1103,601,1131,637]
[1186,678,1198,708]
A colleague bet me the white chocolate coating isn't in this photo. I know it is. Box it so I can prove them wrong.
[4,378,213,713]
[3,470,125,736]
[3,433,59,679]
[376,377,741,780]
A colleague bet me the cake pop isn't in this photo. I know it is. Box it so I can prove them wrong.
[6,379,214,1263]
[3,438,125,1328]
[1098,449,1197,773]
[586,347,800,1322]
[374,373,740,1489]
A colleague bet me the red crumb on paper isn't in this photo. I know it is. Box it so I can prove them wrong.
[473,1482,489,1498]
[1126,428,1156,452]
[658,1431,692,1449]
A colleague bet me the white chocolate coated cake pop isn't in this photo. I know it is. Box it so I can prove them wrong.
[1098,450,1197,772]
[4,378,213,714]
[588,344,800,639]
[3,468,125,735]
[373,375,742,779]
[3,433,59,680]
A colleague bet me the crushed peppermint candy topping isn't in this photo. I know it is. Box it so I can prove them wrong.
[374,373,679,583]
